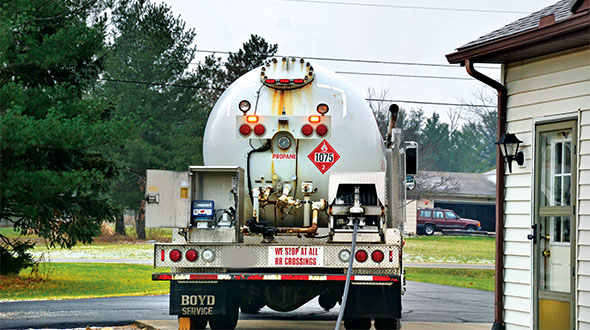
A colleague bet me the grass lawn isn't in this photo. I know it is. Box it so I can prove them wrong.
[404,235,495,264]
[0,263,169,301]
[31,243,154,260]
[405,267,494,291]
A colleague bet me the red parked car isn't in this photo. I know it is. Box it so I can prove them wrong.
[416,208,481,235]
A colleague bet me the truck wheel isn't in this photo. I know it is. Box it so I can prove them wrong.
[318,294,337,310]
[209,294,239,329]
[374,318,401,330]
[344,317,371,330]
[466,225,476,231]
[424,224,435,236]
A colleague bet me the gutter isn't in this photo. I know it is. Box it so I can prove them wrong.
[465,59,506,330]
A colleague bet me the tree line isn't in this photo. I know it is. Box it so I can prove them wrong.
[0,0,496,274]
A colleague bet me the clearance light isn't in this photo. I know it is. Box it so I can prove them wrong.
[309,115,321,123]
[317,103,329,115]
[338,249,350,263]
[186,249,198,262]
[169,249,182,262]
[316,124,328,137]
[293,79,304,84]
[254,124,266,136]
[279,79,290,84]
[239,124,252,136]
[301,124,313,136]
[355,250,368,263]
[371,250,384,263]
[202,249,215,262]
[265,79,277,84]
[246,115,259,123]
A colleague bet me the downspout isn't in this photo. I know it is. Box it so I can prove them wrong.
[465,59,507,330]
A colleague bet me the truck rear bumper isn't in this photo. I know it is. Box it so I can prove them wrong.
[153,272,399,283]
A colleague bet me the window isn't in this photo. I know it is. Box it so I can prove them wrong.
[434,211,444,219]
[540,132,572,206]
[445,211,457,219]
[420,210,431,217]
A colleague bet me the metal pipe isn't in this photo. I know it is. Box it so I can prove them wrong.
[303,195,311,227]
[252,188,261,222]
[277,199,325,237]
[465,59,506,330]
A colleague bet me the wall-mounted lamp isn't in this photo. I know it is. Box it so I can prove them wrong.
[496,132,524,173]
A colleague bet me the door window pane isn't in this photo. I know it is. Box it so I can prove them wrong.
[445,211,457,219]
[540,129,572,206]
[434,211,443,218]
[540,216,570,293]
[420,210,431,217]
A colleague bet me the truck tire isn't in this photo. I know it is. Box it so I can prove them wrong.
[209,294,239,330]
[189,316,208,330]
[424,224,435,236]
[344,317,371,330]
[318,294,338,310]
[374,317,401,330]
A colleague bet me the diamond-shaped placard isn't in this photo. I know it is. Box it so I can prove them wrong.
[307,140,340,174]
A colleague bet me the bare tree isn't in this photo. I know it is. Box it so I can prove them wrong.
[366,87,391,139]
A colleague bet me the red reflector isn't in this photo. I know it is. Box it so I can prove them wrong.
[371,250,384,263]
[355,250,368,263]
[293,79,304,84]
[239,124,252,136]
[161,249,165,261]
[157,274,172,280]
[279,79,290,84]
[254,124,266,136]
[316,124,328,136]
[265,79,276,84]
[169,249,182,262]
[308,115,321,123]
[246,115,259,123]
[301,124,313,136]
[186,249,198,262]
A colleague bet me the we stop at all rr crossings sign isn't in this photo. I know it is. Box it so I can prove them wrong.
[307,140,340,174]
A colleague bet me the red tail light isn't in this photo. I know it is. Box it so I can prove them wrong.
[301,124,313,136]
[265,79,276,84]
[355,250,368,262]
[186,249,198,262]
[293,79,304,84]
[371,250,384,263]
[239,124,252,136]
[316,124,328,136]
[161,249,165,261]
[279,79,290,84]
[169,249,182,262]
[254,124,266,136]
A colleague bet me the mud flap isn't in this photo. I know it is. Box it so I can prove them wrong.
[343,281,401,318]
[170,281,231,316]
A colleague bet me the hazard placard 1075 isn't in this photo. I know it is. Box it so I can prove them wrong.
[308,140,340,174]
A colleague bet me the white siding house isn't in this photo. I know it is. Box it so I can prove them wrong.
[447,0,590,329]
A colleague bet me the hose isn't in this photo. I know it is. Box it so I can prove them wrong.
[247,140,271,204]
[334,219,360,330]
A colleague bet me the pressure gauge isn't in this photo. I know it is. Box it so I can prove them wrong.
[277,136,291,150]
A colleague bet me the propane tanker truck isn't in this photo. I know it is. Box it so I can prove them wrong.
[147,57,417,330]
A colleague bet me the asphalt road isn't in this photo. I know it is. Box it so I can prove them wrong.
[0,281,493,329]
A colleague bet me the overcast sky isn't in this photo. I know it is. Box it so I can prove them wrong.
[164,0,557,123]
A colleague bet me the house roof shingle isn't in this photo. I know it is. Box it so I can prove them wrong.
[458,0,573,50]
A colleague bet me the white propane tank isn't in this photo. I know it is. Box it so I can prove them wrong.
[203,58,386,226]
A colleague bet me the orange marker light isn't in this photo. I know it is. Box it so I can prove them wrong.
[246,115,259,123]
[309,115,321,123]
